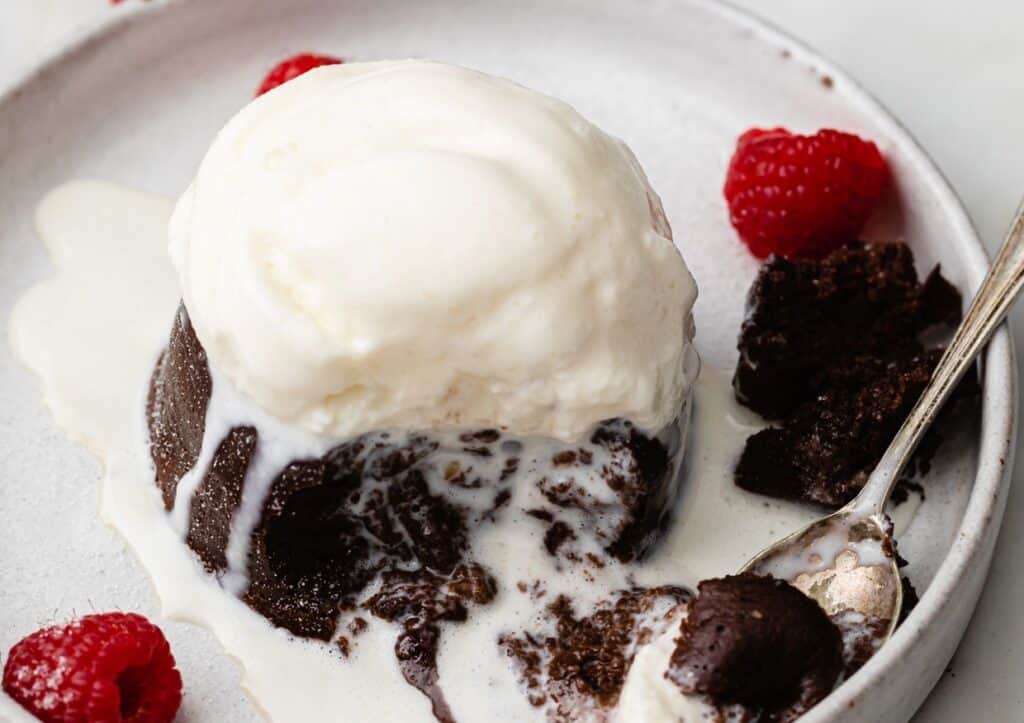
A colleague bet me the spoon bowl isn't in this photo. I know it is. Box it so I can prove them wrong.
[742,509,902,640]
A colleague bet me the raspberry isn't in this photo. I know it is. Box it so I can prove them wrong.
[2,613,182,723]
[256,53,343,96]
[723,127,888,259]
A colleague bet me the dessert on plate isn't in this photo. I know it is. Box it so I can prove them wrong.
[150,59,703,720]
[4,54,974,723]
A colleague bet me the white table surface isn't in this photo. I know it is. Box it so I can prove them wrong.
[2,1,1023,721]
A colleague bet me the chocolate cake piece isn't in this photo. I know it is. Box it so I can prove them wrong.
[186,426,257,570]
[733,242,976,509]
[146,306,213,510]
[592,421,675,562]
[500,586,690,717]
[735,350,966,507]
[667,574,843,722]
[146,303,685,718]
[147,306,259,570]
[734,242,962,419]
[242,456,381,640]
[243,434,477,641]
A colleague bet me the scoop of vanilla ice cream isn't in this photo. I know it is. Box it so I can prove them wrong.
[169,60,697,441]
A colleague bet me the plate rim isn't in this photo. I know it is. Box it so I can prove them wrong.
[0,0,1016,720]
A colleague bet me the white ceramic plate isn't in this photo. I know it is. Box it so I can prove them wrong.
[0,1,1015,721]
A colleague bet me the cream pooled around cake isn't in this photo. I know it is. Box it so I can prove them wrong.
[169,60,697,442]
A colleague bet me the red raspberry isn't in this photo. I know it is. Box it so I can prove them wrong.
[256,53,344,96]
[723,127,888,259]
[2,613,182,723]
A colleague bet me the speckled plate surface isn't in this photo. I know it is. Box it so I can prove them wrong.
[0,1,1015,721]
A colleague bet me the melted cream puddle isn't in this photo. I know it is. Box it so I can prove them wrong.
[9,181,431,722]
[7,180,921,722]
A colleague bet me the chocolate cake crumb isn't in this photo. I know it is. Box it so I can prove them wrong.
[501,586,690,717]
[552,450,577,466]
[366,564,496,723]
[499,457,520,481]
[552,449,593,466]
[900,577,920,623]
[348,617,368,636]
[890,479,926,506]
[543,521,576,555]
[668,574,842,721]
[487,488,512,518]
[832,611,887,678]
[459,429,501,444]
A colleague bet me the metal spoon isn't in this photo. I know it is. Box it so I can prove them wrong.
[741,201,1024,650]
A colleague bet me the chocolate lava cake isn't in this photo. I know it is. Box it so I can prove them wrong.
[734,242,977,508]
[146,306,687,717]
[144,241,966,721]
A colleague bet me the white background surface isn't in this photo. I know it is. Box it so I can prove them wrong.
[2,1,1022,721]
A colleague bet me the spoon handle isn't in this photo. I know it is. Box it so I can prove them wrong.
[853,200,1024,517]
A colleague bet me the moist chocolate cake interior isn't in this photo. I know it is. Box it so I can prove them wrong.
[146,307,682,717]
[734,242,977,508]
[668,574,844,723]
[501,586,691,715]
